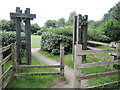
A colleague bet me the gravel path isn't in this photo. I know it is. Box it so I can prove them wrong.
[31,48,88,88]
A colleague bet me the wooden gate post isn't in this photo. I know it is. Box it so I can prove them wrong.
[0,45,3,90]
[117,43,120,57]
[11,43,17,76]
[72,16,77,62]
[24,8,32,65]
[15,7,22,64]
[60,44,64,76]
[82,15,88,62]
[74,44,82,88]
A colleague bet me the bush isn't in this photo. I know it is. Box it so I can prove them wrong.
[37,27,49,35]
[41,32,72,55]
[1,31,25,58]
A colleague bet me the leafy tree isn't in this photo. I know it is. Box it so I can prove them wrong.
[0,20,16,31]
[103,1,120,21]
[66,11,76,26]
[44,20,56,28]
[104,19,120,41]
[31,23,40,34]
[56,18,66,27]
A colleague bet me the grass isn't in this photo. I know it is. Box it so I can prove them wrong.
[38,46,120,88]
[31,35,41,48]
[6,55,59,88]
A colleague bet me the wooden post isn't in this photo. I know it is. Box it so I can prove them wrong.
[24,8,31,65]
[60,44,64,76]
[72,16,77,62]
[117,43,120,57]
[74,44,82,88]
[82,15,88,62]
[11,43,17,76]
[15,7,22,64]
[76,14,82,44]
[0,45,3,90]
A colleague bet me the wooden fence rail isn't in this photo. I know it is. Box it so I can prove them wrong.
[0,43,65,89]
[0,44,13,89]
[74,43,120,88]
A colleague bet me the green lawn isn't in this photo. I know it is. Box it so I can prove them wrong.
[6,55,59,88]
[31,35,41,48]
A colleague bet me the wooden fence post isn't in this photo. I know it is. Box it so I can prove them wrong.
[11,43,17,77]
[82,15,88,62]
[117,43,120,57]
[60,44,64,76]
[74,44,82,88]
[72,16,77,62]
[0,45,3,90]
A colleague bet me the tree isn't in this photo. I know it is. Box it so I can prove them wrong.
[56,18,66,27]
[104,19,120,41]
[103,1,120,21]
[44,20,56,28]
[31,23,40,34]
[66,11,76,26]
[0,20,16,31]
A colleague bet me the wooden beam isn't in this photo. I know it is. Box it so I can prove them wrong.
[15,17,22,64]
[0,45,3,90]
[79,60,120,68]
[78,70,120,80]
[13,65,61,69]
[87,41,110,46]
[0,53,12,66]
[82,15,88,61]
[10,13,36,19]
[87,46,101,50]
[0,45,11,53]
[78,49,118,56]
[60,44,64,76]
[87,81,120,88]
[24,8,31,65]
[14,72,61,76]
[74,44,82,88]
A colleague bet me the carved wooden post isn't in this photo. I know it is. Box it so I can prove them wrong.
[60,44,64,76]
[74,44,82,88]
[24,8,32,65]
[0,45,3,90]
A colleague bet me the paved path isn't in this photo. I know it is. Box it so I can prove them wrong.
[31,48,88,88]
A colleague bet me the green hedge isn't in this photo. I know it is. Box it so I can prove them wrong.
[1,31,25,58]
[41,32,72,55]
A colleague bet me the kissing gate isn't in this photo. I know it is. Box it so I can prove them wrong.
[10,7,64,75]
[0,7,65,89]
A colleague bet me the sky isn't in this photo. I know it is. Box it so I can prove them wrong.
[0,0,119,27]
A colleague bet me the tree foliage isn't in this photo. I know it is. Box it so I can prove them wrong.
[0,20,16,31]
[44,20,56,28]
[66,11,76,26]
[103,1,120,21]
[31,23,40,34]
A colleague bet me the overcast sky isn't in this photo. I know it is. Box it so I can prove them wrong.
[0,0,119,27]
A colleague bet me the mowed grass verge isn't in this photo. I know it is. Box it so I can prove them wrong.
[6,55,58,88]
[38,46,119,88]
[31,35,41,48]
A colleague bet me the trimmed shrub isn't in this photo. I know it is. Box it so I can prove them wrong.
[41,32,72,55]
[1,31,25,58]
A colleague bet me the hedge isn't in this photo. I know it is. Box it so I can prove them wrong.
[1,31,25,58]
[41,32,72,55]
